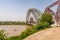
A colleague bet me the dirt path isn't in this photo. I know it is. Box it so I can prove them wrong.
[24,27,60,40]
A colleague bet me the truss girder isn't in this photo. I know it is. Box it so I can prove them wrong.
[26,8,42,24]
[45,0,60,25]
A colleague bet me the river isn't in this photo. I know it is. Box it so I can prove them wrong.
[0,25,27,37]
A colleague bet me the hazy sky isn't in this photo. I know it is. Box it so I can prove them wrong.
[0,0,57,22]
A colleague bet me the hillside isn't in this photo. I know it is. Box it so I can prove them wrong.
[24,27,60,40]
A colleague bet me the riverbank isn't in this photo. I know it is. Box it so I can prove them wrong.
[0,25,27,37]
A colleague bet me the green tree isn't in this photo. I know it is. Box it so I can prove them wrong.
[40,13,54,25]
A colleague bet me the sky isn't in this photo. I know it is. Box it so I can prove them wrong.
[0,0,57,22]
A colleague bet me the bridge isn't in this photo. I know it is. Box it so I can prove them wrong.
[26,8,42,25]
[26,0,60,26]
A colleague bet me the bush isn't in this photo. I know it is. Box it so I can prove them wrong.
[34,22,50,30]
[18,28,34,40]
[40,13,54,25]
[0,30,7,40]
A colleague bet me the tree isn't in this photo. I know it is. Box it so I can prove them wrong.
[39,13,54,25]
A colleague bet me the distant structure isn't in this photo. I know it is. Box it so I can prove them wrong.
[26,8,42,25]
[26,0,60,26]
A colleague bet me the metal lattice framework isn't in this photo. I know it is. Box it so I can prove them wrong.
[26,8,42,24]
[26,0,60,25]
[44,0,60,25]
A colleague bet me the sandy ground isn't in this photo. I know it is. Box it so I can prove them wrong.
[0,25,27,37]
[24,27,60,40]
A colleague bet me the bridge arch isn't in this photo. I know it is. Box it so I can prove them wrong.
[26,8,42,24]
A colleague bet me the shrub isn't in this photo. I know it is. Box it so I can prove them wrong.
[34,22,50,30]
[0,30,7,40]
[40,13,54,25]
[18,28,34,40]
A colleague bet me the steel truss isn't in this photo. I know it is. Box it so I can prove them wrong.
[26,8,42,24]
[45,0,60,25]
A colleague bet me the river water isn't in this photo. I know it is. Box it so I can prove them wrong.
[0,25,27,37]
